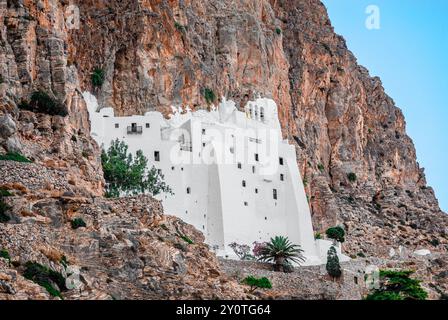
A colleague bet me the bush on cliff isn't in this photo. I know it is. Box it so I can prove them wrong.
[23,261,67,299]
[0,198,11,223]
[325,226,345,243]
[365,270,428,300]
[91,68,105,87]
[18,91,68,117]
[0,152,32,163]
[101,139,172,198]
[203,87,216,105]
[71,217,87,230]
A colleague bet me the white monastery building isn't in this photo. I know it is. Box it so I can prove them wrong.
[84,92,347,265]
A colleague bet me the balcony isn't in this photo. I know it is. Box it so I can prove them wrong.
[127,125,142,134]
[180,142,192,152]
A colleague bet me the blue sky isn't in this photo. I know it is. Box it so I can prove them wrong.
[321,0,448,212]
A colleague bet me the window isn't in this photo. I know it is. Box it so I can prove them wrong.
[202,128,206,135]
[237,162,242,169]
[230,147,234,154]
[260,107,265,121]
[273,189,278,200]
[171,166,175,170]
[255,153,259,161]
[279,157,284,165]
[280,174,284,181]
[154,151,160,162]
[255,188,258,194]
[186,187,191,194]
[115,123,119,128]
[252,166,256,174]
[244,202,248,206]
[242,180,246,187]
[202,143,206,147]
[146,123,150,128]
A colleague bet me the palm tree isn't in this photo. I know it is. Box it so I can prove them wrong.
[258,236,306,272]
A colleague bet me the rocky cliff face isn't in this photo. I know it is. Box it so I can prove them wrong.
[0,0,447,299]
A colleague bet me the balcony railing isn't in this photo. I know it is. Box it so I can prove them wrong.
[127,126,142,134]
[180,142,192,152]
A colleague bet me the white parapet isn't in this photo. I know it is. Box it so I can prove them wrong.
[83,92,348,266]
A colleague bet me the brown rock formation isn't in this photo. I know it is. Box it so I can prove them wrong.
[0,0,447,299]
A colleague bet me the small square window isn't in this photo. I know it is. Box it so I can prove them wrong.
[171,166,175,170]
[237,162,242,169]
[244,202,248,206]
[255,188,258,194]
[280,174,284,181]
[115,123,119,128]
[186,187,191,194]
[146,123,150,128]
[255,154,259,161]
[252,166,256,174]
[203,143,206,147]
[154,151,160,162]
[279,157,284,165]
[242,180,246,187]
[202,128,206,135]
[273,189,278,200]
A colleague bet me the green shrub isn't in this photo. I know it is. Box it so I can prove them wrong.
[326,246,342,279]
[71,218,86,229]
[91,68,105,87]
[0,199,11,223]
[178,233,194,245]
[365,270,428,300]
[203,87,216,105]
[314,232,322,240]
[258,236,305,271]
[0,249,11,264]
[19,91,68,116]
[357,252,366,258]
[243,276,272,292]
[0,152,32,163]
[325,226,345,243]
[174,21,186,32]
[317,163,324,172]
[0,188,12,197]
[60,255,69,269]
[23,261,66,298]
[275,27,282,35]
[101,139,172,198]
[347,172,357,182]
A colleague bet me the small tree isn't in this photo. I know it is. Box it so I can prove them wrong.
[326,246,342,279]
[365,270,428,300]
[101,139,172,198]
[326,226,345,243]
[243,276,272,293]
[258,236,305,272]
